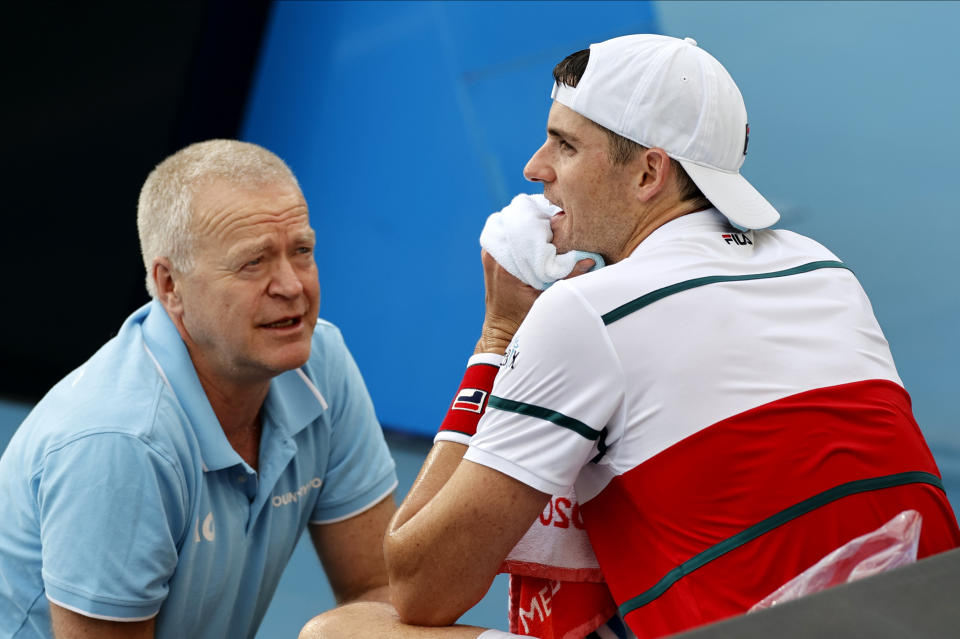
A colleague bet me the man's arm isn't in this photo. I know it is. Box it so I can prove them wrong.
[386,455,550,626]
[309,493,398,604]
[49,603,155,639]
[299,484,508,638]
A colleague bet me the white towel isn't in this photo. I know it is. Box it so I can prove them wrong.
[501,486,604,583]
[479,193,605,290]
[500,487,618,639]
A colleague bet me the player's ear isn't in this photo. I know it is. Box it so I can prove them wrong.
[635,147,672,203]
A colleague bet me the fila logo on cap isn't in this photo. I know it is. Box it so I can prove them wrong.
[722,233,753,246]
[453,389,488,413]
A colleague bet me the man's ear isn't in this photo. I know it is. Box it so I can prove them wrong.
[634,147,673,203]
[153,258,183,317]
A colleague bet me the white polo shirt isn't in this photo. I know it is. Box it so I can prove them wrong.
[466,209,958,636]
[0,301,397,638]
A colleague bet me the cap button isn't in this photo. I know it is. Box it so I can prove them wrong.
[684,37,698,46]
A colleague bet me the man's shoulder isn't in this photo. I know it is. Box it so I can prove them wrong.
[312,316,345,343]
[305,317,352,369]
[10,313,193,475]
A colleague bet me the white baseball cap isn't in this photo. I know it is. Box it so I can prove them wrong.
[551,34,779,230]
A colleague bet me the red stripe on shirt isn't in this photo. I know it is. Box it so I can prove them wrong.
[580,379,960,638]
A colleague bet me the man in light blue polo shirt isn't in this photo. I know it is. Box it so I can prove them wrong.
[0,140,398,638]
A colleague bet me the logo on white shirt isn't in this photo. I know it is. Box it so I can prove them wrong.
[722,232,753,246]
[501,338,520,370]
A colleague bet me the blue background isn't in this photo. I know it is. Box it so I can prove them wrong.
[1,2,957,637]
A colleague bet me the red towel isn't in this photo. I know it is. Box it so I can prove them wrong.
[500,488,618,638]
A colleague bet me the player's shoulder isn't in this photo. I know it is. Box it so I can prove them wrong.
[539,257,651,323]
[559,219,844,317]
[758,226,842,261]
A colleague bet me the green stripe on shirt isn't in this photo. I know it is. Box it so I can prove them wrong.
[602,260,852,325]
[618,470,945,618]
[486,396,599,441]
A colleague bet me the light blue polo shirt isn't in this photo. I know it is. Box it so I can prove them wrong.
[0,301,397,638]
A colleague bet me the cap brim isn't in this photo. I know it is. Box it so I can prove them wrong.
[678,160,780,230]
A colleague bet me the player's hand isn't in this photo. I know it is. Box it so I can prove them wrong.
[474,250,594,355]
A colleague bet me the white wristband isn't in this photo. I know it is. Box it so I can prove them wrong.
[433,430,472,446]
[468,352,504,367]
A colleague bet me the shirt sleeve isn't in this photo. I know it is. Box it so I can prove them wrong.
[38,432,186,620]
[465,282,625,495]
[309,327,398,524]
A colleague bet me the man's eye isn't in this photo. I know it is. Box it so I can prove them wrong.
[296,246,313,255]
[245,257,262,268]
[558,140,574,152]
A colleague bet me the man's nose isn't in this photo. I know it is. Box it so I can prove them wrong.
[269,257,305,298]
[523,142,555,183]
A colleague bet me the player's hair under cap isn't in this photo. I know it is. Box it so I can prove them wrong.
[551,34,779,230]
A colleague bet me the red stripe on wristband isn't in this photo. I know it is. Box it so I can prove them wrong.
[438,363,500,438]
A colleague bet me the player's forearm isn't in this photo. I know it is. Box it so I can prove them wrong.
[386,460,550,626]
[385,524,492,626]
[385,480,497,625]
[389,441,467,536]
[386,443,476,624]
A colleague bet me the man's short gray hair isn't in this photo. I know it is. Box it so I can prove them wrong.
[137,139,300,298]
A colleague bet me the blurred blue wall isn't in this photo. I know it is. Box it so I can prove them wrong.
[242,1,659,436]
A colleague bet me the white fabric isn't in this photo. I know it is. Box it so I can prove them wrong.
[433,430,471,446]
[502,486,603,581]
[477,630,526,639]
[467,209,901,500]
[479,193,604,290]
[551,34,779,230]
[470,352,507,368]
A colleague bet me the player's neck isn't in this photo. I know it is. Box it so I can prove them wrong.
[615,198,706,262]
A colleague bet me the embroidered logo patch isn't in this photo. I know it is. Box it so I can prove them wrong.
[453,388,488,413]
